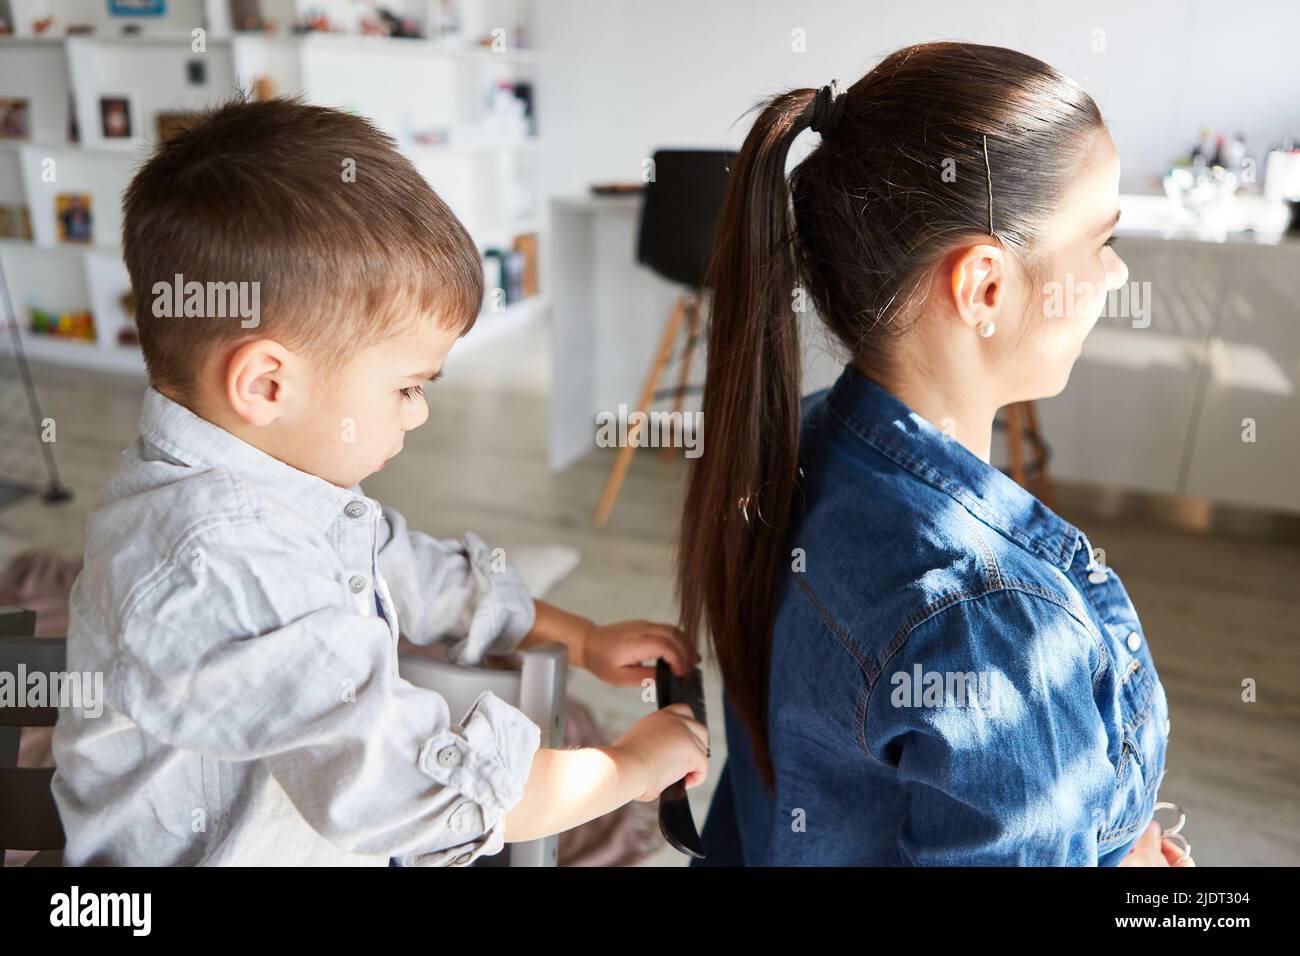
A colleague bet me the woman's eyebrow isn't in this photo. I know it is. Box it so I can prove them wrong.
[1094,209,1122,235]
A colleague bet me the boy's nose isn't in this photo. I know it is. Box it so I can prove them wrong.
[401,404,428,431]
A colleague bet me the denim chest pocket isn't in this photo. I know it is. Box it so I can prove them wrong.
[1100,654,1168,849]
[1071,559,1169,850]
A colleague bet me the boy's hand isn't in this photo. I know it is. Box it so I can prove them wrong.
[581,620,699,686]
[613,703,710,801]
[521,602,700,685]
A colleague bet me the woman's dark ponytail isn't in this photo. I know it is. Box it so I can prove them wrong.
[678,88,816,792]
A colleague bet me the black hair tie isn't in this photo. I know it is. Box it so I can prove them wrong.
[810,80,846,136]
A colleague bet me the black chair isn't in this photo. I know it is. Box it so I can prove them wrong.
[594,149,737,526]
[0,605,66,865]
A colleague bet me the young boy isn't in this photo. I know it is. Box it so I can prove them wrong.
[50,97,708,866]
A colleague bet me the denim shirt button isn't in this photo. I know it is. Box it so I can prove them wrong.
[1126,631,1142,652]
[1088,569,1108,584]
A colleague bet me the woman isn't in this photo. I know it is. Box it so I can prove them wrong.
[679,41,1190,866]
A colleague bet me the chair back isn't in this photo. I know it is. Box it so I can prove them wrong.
[637,149,738,289]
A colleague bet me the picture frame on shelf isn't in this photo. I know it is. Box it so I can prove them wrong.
[0,97,30,141]
[0,204,33,240]
[99,94,136,141]
[230,0,263,33]
[156,110,200,144]
[108,0,167,16]
[55,193,93,244]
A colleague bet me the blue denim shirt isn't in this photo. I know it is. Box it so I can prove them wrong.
[704,365,1170,866]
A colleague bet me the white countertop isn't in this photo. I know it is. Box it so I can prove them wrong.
[1117,193,1296,245]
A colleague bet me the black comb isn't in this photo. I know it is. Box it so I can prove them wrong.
[654,657,707,859]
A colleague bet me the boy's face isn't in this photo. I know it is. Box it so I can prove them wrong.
[303,318,460,488]
[206,316,461,490]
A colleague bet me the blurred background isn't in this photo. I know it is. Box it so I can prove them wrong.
[1,0,1297,866]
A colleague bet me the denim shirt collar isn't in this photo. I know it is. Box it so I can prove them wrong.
[137,385,366,536]
[823,365,1083,572]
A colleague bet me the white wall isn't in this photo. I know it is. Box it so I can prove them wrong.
[534,0,1300,200]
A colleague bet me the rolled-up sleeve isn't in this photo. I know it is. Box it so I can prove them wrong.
[401,690,541,866]
[111,518,540,864]
[865,588,1114,866]
[375,504,536,666]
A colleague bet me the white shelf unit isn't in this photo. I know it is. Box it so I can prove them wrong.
[0,0,545,377]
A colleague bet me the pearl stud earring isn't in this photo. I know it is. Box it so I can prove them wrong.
[976,319,996,338]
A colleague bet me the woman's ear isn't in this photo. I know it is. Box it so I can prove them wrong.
[223,338,295,427]
[948,242,1004,332]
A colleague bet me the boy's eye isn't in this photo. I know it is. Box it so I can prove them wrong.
[1102,235,1117,249]
[399,385,425,401]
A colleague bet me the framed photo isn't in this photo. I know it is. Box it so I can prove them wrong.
[0,98,30,141]
[56,193,93,245]
[155,111,200,144]
[107,0,167,15]
[231,0,263,32]
[0,205,33,240]
[99,95,134,141]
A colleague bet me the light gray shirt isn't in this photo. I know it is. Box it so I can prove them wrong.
[51,386,541,866]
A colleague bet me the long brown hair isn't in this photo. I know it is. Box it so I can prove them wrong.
[678,42,1104,791]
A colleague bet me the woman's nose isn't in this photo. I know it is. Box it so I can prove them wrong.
[1107,251,1129,291]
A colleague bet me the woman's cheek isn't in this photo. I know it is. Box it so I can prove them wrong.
[1076,259,1113,326]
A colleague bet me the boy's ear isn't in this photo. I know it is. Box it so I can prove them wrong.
[225,338,295,427]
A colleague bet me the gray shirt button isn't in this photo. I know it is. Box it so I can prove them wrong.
[344,500,367,518]
[436,745,463,768]
[454,853,472,865]
[348,575,367,593]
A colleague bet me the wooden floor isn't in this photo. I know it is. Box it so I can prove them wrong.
[4,322,1297,866]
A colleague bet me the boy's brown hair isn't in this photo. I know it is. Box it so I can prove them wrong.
[122,96,483,405]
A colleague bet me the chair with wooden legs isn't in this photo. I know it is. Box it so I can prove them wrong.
[594,149,735,528]
[1000,401,1055,508]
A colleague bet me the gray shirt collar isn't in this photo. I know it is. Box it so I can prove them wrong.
[137,385,366,536]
